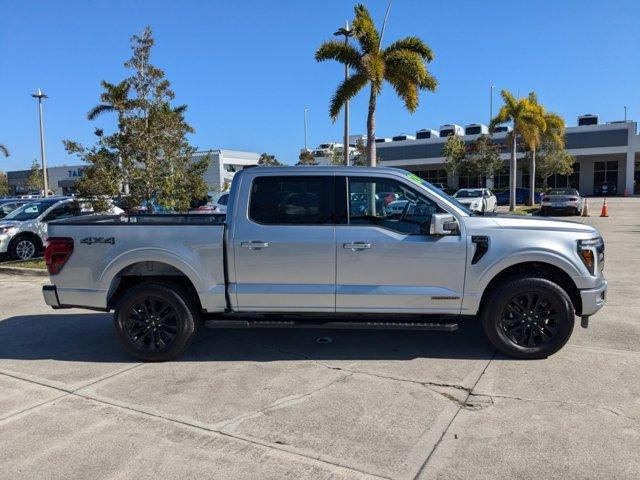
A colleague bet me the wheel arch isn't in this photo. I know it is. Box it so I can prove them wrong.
[479,261,582,316]
[9,231,43,257]
[105,259,203,312]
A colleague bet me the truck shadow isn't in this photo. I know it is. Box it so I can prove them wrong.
[0,313,496,363]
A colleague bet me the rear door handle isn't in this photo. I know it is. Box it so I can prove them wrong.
[343,242,372,251]
[241,241,269,250]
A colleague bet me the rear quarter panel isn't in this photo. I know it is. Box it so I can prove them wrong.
[48,222,226,311]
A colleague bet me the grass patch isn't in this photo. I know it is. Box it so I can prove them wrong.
[505,206,540,215]
[5,258,47,269]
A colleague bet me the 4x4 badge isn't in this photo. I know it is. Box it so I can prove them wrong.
[80,237,115,245]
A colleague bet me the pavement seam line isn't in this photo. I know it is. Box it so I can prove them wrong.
[0,370,382,479]
[69,388,388,480]
[411,352,497,480]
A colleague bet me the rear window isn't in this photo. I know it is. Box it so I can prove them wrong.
[249,176,335,225]
[548,189,579,195]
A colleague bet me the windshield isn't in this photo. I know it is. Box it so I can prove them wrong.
[3,200,58,221]
[402,172,472,215]
[454,189,483,198]
[548,189,579,196]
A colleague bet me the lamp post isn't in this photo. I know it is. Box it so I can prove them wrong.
[489,84,495,127]
[304,107,309,152]
[334,22,354,166]
[31,88,49,197]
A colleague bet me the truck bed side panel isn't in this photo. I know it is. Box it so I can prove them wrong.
[47,222,226,312]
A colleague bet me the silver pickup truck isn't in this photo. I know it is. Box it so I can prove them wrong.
[42,167,607,361]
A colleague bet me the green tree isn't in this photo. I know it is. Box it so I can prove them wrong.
[297,150,317,166]
[65,27,208,212]
[258,153,283,166]
[0,172,9,196]
[315,4,437,166]
[25,159,49,193]
[531,137,574,188]
[489,90,543,211]
[466,134,503,186]
[329,145,347,166]
[0,144,9,157]
[442,135,467,177]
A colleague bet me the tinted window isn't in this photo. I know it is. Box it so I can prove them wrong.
[348,177,440,235]
[249,176,335,225]
[45,203,81,221]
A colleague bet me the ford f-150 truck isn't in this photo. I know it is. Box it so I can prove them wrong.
[42,167,607,361]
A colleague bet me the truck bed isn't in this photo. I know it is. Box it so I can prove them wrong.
[47,214,228,312]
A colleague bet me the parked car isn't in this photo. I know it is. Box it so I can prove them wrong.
[0,198,84,260]
[0,199,30,219]
[452,188,497,213]
[540,188,583,216]
[43,167,606,362]
[495,188,543,206]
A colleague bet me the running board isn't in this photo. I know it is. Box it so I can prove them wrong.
[204,319,458,331]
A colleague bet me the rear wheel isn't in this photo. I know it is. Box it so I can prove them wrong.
[114,282,199,361]
[481,276,574,359]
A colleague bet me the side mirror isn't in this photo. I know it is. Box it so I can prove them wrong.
[430,213,459,235]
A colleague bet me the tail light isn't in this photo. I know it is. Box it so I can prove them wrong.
[45,237,74,275]
[569,197,578,201]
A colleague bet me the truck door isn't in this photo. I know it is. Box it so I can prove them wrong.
[336,175,467,314]
[231,174,339,312]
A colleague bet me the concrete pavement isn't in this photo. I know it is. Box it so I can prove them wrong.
[0,197,638,479]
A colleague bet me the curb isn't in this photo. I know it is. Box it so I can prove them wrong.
[0,265,48,277]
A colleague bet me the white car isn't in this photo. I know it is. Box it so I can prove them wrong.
[192,191,230,215]
[453,188,497,213]
[0,198,122,260]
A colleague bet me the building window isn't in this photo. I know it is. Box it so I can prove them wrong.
[522,162,580,190]
[593,160,618,195]
[458,173,485,189]
[411,168,448,186]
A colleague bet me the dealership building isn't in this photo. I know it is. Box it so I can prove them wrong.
[5,149,260,196]
[374,116,640,195]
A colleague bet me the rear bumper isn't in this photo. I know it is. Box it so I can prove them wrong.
[42,285,61,308]
[42,285,109,312]
[580,280,607,316]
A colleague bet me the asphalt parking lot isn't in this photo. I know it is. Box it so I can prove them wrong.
[0,197,638,480]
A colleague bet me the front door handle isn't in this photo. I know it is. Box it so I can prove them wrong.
[343,242,372,251]
[241,240,269,250]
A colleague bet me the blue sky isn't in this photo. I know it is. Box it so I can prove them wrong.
[1,0,639,170]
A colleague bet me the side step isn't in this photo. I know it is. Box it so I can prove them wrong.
[204,319,458,331]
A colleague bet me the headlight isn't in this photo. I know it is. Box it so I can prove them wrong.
[578,237,604,275]
[0,226,16,235]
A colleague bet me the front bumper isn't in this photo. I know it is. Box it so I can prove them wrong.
[0,234,11,254]
[580,280,607,316]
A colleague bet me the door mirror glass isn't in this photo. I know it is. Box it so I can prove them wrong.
[429,213,459,235]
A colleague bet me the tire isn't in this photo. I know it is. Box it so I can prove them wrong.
[574,208,581,216]
[114,282,199,361]
[9,235,40,260]
[481,275,574,359]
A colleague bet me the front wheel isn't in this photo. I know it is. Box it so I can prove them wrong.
[114,282,199,361]
[10,236,39,260]
[481,276,575,359]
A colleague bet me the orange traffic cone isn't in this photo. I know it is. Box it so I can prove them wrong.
[600,198,609,217]
[581,198,590,217]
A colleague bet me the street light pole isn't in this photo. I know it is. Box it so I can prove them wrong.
[304,107,309,152]
[334,22,354,166]
[489,85,495,127]
[31,88,49,197]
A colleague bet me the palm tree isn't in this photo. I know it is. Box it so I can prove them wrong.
[0,144,9,157]
[490,90,543,211]
[524,93,565,205]
[315,4,437,166]
[87,80,131,121]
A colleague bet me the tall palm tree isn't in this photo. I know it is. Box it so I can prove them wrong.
[0,144,9,157]
[490,90,543,211]
[87,80,131,121]
[524,93,565,205]
[315,4,437,166]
